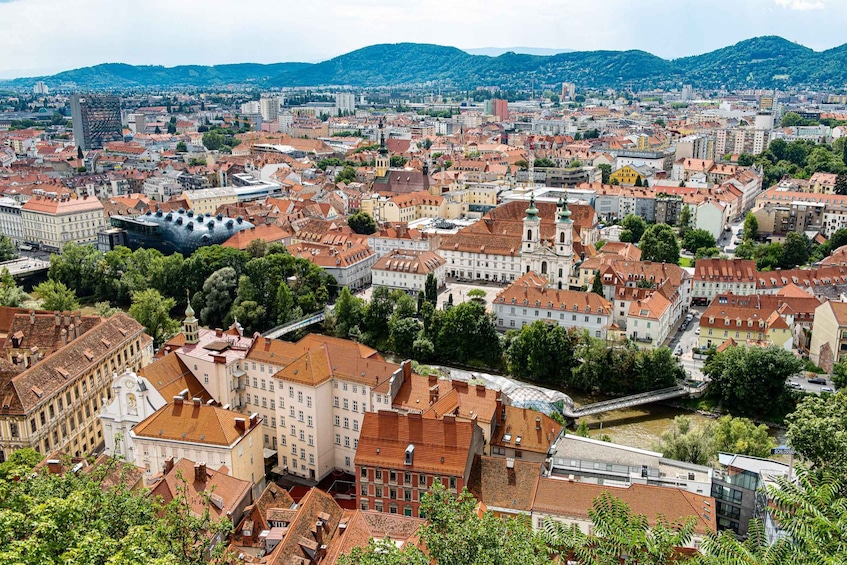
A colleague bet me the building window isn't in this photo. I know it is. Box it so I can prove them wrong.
[361,466,368,478]
[335,434,341,445]
[297,391,303,403]
[344,436,350,447]
[307,415,313,427]
[343,417,349,429]
[306,396,312,408]
[334,396,339,407]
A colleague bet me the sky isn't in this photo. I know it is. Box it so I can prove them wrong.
[1,0,846,78]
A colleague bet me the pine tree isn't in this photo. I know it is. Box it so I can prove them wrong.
[591,271,604,296]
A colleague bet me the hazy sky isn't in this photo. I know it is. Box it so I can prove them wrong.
[1,0,846,77]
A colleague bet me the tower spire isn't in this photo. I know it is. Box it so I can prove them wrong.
[557,191,572,223]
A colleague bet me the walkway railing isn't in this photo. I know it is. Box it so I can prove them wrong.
[262,311,326,339]
[564,386,690,418]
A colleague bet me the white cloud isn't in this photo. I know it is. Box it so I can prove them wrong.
[774,0,825,10]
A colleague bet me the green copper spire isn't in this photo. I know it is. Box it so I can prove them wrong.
[557,193,572,223]
[525,192,539,220]
[184,289,196,321]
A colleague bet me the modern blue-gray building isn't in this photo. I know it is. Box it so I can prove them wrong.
[107,209,254,255]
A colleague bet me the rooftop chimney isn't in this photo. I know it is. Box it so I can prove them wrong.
[29,311,35,325]
[60,328,67,346]
[535,416,542,431]
[164,457,175,474]
[235,417,246,433]
[173,396,184,406]
[194,462,207,483]
[63,312,70,326]
[54,311,61,326]
[46,459,63,475]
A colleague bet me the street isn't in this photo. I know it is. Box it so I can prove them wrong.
[666,307,706,381]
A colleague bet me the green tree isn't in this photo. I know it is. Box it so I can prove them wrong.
[0,268,29,307]
[737,153,755,166]
[415,483,548,565]
[634,176,643,187]
[228,300,265,334]
[639,223,680,264]
[425,273,438,305]
[713,415,776,457]
[334,165,357,184]
[678,205,693,238]
[575,419,591,437]
[543,491,696,564]
[362,286,395,342]
[33,279,79,311]
[202,131,225,151]
[196,267,237,328]
[389,317,420,356]
[129,289,179,347]
[534,157,556,168]
[652,415,716,465]
[245,238,267,258]
[505,321,580,386]
[48,243,103,297]
[389,156,408,168]
[94,301,119,317]
[598,163,612,184]
[835,173,847,196]
[682,228,716,253]
[704,345,803,418]
[620,214,646,243]
[417,290,425,313]
[832,361,847,389]
[591,271,604,295]
[786,390,847,475]
[743,212,758,242]
[435,300,501,366]
[347,211,377,235]
[781,111,804,127]
[0,235,16,262]
[330,287,365,338]
[782,231,811,268]
[175,141,187,153]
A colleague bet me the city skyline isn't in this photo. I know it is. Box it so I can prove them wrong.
[1,0,847,78]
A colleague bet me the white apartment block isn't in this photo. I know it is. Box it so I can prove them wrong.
[0,197,24,244]
[493,272,613,338]
[371,250,446,293]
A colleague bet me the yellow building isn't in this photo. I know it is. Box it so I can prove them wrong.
[809,301,847,371]
[0,311,152,461]
[182,187,238,216]
[609,165,646,186]
[698,302,792,351]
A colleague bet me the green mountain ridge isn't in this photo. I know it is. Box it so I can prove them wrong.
[5,36,847,90]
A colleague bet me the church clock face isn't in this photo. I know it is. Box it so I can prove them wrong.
[123,379,136,390]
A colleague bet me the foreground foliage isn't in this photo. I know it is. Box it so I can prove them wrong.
[0,450,232,565]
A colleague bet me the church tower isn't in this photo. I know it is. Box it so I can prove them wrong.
[375,119,390,177]
[522,193,540,254]
[555,193,574,258]
[183,292,199,345]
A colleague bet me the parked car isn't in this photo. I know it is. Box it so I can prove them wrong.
[675,346,683,356]
[788,382,802,390]
[695,327,700,335]
[808,377,827,385]
[821,387,835,394]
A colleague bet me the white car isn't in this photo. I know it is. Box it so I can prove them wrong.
[694,327,700,335]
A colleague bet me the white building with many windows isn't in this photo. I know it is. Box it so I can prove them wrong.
[371,250,446,293]
[244,335,412,482]
[492,271,613,338]
[21,194,105,252]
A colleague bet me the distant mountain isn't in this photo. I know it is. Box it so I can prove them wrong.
[463,47,574,57]
[4,36,847,90]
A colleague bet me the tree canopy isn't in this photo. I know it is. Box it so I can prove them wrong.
[704,345,803,419]
[347,211,377,235]
[639,223,680,264]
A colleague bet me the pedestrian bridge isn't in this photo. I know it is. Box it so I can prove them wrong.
[562,385,692,419]
[262,311,326,339]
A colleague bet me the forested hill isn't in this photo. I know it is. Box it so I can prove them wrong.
[5,36,847,90]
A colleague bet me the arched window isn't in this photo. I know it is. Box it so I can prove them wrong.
[526,229,533,241]
[541,261,548,275]
[560,232,565,243]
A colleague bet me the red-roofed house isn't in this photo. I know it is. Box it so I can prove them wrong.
[355,410,484,517]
